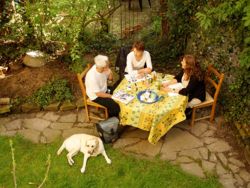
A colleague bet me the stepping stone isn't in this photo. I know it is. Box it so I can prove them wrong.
[228,163,240,173]
[74,122,93,128]
[219,174,236,188]
[175,121,190,131]
[0,117,11,126]
[239,169,250,182]
[0,124,6,133]
[50,122,73,130]
[179,149,201,160]
[201,130,215,137]
[160,150,177,161]
[5,119,22,131]
[198,147,209,160]
[202,160,216,173]
[176,156,193,163]
[113,138,141,149]
[22,113,37,118]
[234,174,244,186]
[42,128,61,143]
[191,122,208,137]
[23,118,51,131]
[180,163,205,178]
[42,112,60,121]
[217,152,228,166]
[124,140,163,157]
[228,157,245,168]
[58,113,77,123]
[162,128,203,152]
[216,163,228,176]
[62,128,95,138]
[121,129,148,139]
[18,129,41,143]
[207,139,232,153]
[36,112,45,118]
[0,130,17,137]
[209,153,218,162]
[203,137,219,145]
[208,123,217,131]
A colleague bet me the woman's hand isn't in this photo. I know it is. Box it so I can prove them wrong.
[161,86,172,93]
[161,86,180,93]
[138,68,152,75]
[162,82,170,87]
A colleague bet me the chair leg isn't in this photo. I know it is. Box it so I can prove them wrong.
[104,108,108,119]
[85,105,90,122]
[148,0,151,7]
[128,0,131,10]
[210,104,216,122]
[190,108,196,128]
[139,0,143,11]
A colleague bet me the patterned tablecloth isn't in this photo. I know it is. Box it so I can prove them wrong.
[114,73,188,144]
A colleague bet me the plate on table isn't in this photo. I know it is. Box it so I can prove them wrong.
[137,90,160,104]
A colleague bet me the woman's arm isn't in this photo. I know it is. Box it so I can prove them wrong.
[178,77,198,96]
[127,53,137,75]
[162,79,177,87]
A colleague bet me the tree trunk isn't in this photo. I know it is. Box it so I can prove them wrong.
[159,0,169,38]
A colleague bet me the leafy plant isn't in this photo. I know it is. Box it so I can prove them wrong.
[0,0,120,65]
[31,79,73,107]
[194,0,250,124]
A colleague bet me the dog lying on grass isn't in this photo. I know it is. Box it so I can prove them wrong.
[57,133,111,173]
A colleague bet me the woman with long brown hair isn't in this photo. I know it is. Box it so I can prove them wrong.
[162,55,205,116]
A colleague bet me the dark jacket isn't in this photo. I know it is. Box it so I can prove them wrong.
[174,70,206,102]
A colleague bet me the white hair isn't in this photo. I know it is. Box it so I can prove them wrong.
[94,55,109,68]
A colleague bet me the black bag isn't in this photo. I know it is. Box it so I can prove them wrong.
[95,117,120,144]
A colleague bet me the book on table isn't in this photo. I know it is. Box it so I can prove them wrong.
[167,83,184,97]
[124,73,152,83]
[112,90,134,104]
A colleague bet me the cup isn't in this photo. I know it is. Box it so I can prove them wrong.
[157,82,161,90]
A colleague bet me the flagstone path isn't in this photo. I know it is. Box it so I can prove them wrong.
[0,110,249,188]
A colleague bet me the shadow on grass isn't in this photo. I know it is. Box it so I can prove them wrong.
[0,135,221,188]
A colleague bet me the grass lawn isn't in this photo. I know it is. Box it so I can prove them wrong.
[0,136,221,188]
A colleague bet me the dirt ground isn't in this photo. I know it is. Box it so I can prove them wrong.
[0,61,81,99]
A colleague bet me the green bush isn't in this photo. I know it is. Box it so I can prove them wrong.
[193,0,250,124]
[30,79,73,107]
[79,31,118,54]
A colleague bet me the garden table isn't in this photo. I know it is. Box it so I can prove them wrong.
[114,73,188,144]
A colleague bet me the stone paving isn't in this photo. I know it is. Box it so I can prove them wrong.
[0,110,250,188]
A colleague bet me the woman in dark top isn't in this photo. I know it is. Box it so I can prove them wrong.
[162,55,205,116]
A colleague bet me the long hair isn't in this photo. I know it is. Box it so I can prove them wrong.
[183,55,204,81]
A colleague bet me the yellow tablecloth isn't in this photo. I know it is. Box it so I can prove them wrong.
[114,74,188,144]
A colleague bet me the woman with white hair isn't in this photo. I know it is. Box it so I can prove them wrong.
[85,55,120,117]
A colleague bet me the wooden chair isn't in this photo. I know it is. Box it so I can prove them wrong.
[190,65,224,127]
[77,64,108,122]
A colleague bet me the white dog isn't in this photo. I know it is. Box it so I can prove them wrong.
[57,134,111,173]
